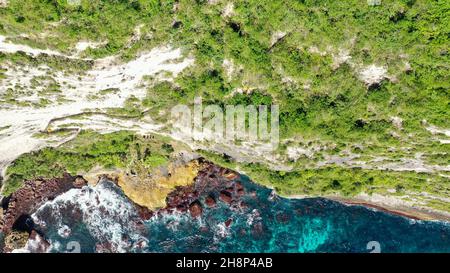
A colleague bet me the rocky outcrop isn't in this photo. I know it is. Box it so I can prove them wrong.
[158,159,244,218]
[1,173,87,234]
[117,160,202,210]
[0,160,246,252]
[205,195,216,207]
[30,178,148,253]
[0,205,3,232]
[358,64,388,90]
[134,203,154,221]
[3,230,28,252]
[219,190,233,204]
[188,200,203,218]
[0,0,8,8]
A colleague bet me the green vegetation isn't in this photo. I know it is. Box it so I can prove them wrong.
[0,1,448,212]
[200,150,450,213]
[2,130,174,196]
[1,1,448,135]
[0,51,93,73]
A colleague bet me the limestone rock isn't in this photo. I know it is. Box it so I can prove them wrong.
[4,230,28,252]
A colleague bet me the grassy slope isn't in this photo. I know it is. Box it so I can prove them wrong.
[0,1,448,210]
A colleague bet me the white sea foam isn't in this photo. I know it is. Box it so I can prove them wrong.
[213,222,230,243]
[11,232,50,253]
[57,225,71,238]
[246,209,261,226]
[32,179,148,253]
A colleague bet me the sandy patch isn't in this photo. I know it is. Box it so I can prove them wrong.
[74,41,106,54]
[358,64,388,87]
[331,49,352,69]
[390,116,403,130]
[287,146,314,160]
[0,35,78,59]
[222,2,234,18]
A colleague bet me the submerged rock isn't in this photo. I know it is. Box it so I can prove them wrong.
[189,200,203,218]
[225,218,233,227]
[205,195,216,207]
[219,190,233,204]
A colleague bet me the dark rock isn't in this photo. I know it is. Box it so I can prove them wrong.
[153,160,247,220]
[177,204,188,213]
[367,82,381,91]
[219,190,233,204]
[135,204,153,221]
[172,20,182,29]
[236,188,245,196]
[205,195,216,208]
[189,200,203,218]
[225,218,233,228]
[1,173,87,234]
[354,118,367,128]
[228,21,242,35]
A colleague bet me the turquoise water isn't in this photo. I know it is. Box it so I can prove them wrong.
[27,177,450,253]
[142,176,450,253]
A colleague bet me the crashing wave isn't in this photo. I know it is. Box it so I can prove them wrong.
[32,179,148,253]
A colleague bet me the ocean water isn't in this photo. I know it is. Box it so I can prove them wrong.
[20,176,450,253]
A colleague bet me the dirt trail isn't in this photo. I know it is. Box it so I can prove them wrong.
[0,36,194,178]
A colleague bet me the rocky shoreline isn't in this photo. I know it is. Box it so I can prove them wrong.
[0,159,448,252]
[327,196,450,222]
[0,173,87,252]
[0,159,245,252]
[156,159,242,219]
